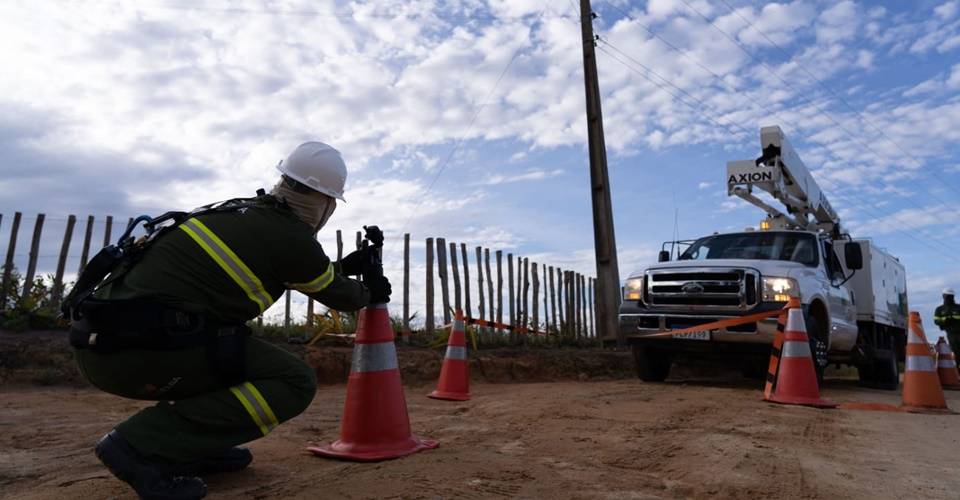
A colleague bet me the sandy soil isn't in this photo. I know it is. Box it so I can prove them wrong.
[3,377,959,500]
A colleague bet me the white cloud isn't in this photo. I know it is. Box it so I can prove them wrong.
[482,168,563,185]
[697,181,713,190]
[815,1,859,44]
[935,1,959,20]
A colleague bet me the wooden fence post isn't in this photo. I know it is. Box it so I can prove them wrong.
[579,274,586,339]
[475,246,485,327]
[484,248,494,332]
[403,233,410,336]
[0,212,21,310]
[531,262,540,332]
[496,250,503,328]
[102,215,113,248]
[53,215,77,306]
[437,237,450,325]
[425,237,435,335]
[355,231,362,251]
[587,278,597,337]
[566,271,574,338]
[548,266,557,334]
[507,253,515,329]
[522,258,530,331]
[21,214,45,304]
[460,244,471,318]
[336,230,344,259]
[450,242,461,313]
[284,290,292,330]
[542,263,548,333]
[78,215,93,274]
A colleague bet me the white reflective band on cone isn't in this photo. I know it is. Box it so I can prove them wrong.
[937,345,951,355]
[939,360,957,368]
[906,355,936,372]
[453,320,465,331]
[786,308,806,333]
[445,346,468,360]
[908,328,925,345]
[351,342,399,372]
[782,340,811,358]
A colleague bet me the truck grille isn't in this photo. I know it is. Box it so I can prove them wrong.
[644,268,758,310]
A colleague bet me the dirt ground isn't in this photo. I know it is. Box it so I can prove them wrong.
[3,375,959,500]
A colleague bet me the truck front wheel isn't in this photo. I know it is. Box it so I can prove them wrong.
[806,315,828,383]
[631,343,672,382]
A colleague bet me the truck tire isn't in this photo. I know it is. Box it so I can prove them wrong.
[858,350,899,391]
[631,343,671,382]
[806,315,827,383]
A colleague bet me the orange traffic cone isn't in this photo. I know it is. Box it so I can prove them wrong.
[901,313,950,413]
[765,301,836,408]
[429,310,470,401]
[308,303,438,461]
[936,337,960,390]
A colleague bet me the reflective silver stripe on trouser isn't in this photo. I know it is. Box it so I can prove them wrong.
[907,356,936,372]
[453,320,465,331]
[445,346,468,360]
[938,360,957,368]
[366,303,388,310]
[781,340,811,358]
[351,342,399,373]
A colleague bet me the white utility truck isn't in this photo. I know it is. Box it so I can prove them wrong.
[619,126,908,389]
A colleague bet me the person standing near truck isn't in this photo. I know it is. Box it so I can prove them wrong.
[65,142,391,499]
[934,288,960,350]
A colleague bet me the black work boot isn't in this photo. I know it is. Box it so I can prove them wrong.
[169,447,253,476]
[95,431,207,500]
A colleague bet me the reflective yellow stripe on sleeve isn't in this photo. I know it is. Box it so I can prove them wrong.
[229,382,279,436]
[288,262,335,294]
[179,218,273,312]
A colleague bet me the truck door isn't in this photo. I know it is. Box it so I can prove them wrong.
[821,241,858,348]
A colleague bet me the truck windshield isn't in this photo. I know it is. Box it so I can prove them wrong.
[678,232,818,266]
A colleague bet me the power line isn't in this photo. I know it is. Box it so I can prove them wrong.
[597,38,749,141]
[592,3,952,254]
[673,0,959,215]
[390,1,553,248]
[714,0,960,199]
[594,34,960,264]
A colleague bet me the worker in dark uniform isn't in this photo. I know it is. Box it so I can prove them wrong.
[935,287,960,352]
[68,142,390,499]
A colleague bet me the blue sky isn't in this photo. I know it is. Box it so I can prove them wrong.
[1,0,959,333]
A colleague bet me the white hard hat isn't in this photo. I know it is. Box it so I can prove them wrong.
[944,288,955,296]
[276,142,347,201]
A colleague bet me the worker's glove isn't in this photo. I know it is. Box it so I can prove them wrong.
[339,247,373,276]
[366,275,392,304]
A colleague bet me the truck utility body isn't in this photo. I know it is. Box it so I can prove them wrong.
[620,126,907,389]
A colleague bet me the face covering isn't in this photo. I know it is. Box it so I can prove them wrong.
[271,179,337,232]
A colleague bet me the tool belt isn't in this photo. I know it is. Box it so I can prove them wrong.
[70,298,251,384]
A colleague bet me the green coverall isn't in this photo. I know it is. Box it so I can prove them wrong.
[934,295,960,352]
[74,196,369,462]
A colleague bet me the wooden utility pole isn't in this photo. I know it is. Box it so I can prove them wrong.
[580,0,623,347]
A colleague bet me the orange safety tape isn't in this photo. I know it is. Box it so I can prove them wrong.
[464,316,544,336]
[763,311,787,400]
[635,307,786,339]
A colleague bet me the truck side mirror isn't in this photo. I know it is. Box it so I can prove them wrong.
[658,250,670,262]
[844,242,863,270]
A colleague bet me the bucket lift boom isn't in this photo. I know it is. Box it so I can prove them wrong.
[726,126,840,234]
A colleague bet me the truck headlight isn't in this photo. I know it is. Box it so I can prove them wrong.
[762,277,798,302]
[623,277,643,302]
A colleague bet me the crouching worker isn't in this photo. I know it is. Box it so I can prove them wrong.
[64,142,391,499]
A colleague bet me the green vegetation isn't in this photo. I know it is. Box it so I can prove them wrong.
[0,265,64,331]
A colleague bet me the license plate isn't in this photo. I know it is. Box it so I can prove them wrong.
[672,331,711,341]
